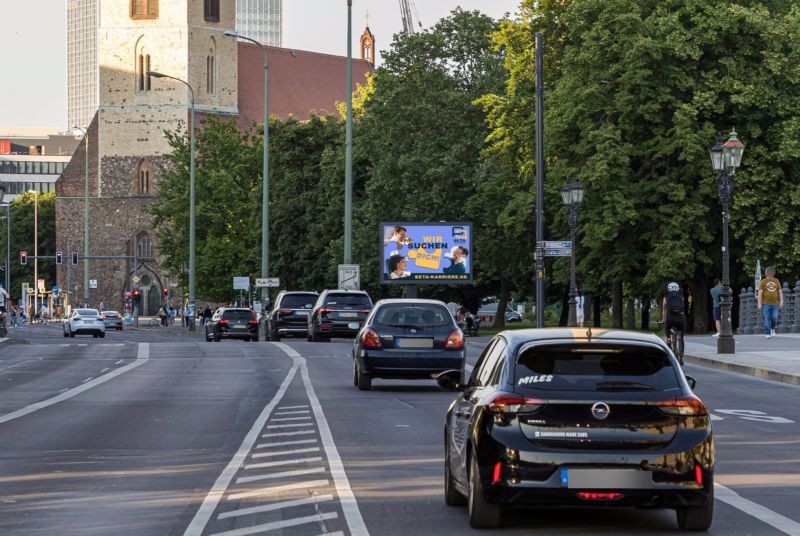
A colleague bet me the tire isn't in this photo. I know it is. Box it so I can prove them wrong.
[213,334,221,342]
[307,333,312,342]
[269,331,281,342]
[311,331,323,342]
[468,452,502,528]
[64,330,69,338]
[676,478,714,531]
[93,334,98,338]
[353,358,359,386]
[100,332,105,338]
[445,436,467,506]
[356,365,372,391]
[69,330,75,338]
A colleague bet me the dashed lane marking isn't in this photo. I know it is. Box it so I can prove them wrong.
[208,512,338,536]
[216,494,334,521]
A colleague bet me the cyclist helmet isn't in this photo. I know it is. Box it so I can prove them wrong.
[667,282,680,292]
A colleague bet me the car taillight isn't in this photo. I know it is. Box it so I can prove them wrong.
[278,308,293,315]
[361,328,383,348]
[492,461,502,484]
[486,391,544,414]
[577,492,624,501]
[248,320,259,325]
[319,308,334,316]
[656,395,708,416]
[218,320,229,326]
[360,308,372,313]
[695,463,703,486]
[445,329,463,349]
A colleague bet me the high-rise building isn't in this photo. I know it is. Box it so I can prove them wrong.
[66,0,282,131]
[67,0,98,131]
[236,0,282,46]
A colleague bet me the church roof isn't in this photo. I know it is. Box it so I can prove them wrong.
[238,43,374,125]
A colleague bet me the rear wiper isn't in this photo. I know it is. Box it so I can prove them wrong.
[595,380,656,391]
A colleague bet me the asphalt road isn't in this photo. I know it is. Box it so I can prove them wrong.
[0,324,797,535]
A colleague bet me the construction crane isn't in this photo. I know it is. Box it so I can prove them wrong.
[399,0,422,35]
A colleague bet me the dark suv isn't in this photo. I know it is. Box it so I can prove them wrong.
[308,289,373,342]
[267,290,319,341]
[205,307,258,342]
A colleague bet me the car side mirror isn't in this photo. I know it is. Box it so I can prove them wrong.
[685,375,697,390]
[435,369,465,391]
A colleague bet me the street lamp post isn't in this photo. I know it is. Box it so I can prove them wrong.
[560,181,585,327]
[224,30,270,331]
[148,70,197,330]
[72,125,89,307]
[28,190,39,321]
[344,0,353,264]
[0,186,9,293]
[709,129,745,354]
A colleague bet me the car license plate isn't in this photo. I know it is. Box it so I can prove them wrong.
[235,323,244,327]
[348,322,360,329]
[563,468,652,489]
[397,338,434,349]
[340,312,358,318]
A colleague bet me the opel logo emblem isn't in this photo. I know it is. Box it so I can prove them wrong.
[410,328,417,333]
[591,402,611,420]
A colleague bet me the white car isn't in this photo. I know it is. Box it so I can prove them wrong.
[63,308,106,338]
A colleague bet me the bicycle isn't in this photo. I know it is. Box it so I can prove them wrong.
[148,317,161,327]
[658,321,684,365]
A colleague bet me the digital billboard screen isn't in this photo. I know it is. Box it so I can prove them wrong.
[380,222,472,284]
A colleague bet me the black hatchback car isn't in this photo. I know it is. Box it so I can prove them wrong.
[205,307,259,342]
[352,299,466,390]
[307,289,372,342]
[267,290,318,341]
[438,329,714,531]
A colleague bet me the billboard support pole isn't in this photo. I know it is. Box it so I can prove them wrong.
[404,284,418,299]
[534,32,545,328]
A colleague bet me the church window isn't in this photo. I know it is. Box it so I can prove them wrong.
[131,0,158,20]
[136,159,153,195]
[137,234,154,259]
[204,0,220,22]
[206,38,216,95]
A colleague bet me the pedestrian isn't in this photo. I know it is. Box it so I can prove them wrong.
[99,300,105,311]
[710,278,722,337]
[576,291,585,327]
[183,305,191,327]
[757,266,783,338]
[157,305,167,327]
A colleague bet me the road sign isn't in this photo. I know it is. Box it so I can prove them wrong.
[540,241,571,249]
[338,264,360,290]
[233,276,250,290]
[38,278,46,290]
[255,277,280,288]
[52,285,61,296]
[544,248,572,257]
[132,275,140,283]
[89,279,98,289]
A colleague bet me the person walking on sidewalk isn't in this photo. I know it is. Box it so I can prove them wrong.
[757,266,783,338]
[710,278,722,337]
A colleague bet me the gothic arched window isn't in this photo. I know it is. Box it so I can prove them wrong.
[135,37,152,93]
[206,37,217,95]
[136,158,153,195]
[137,234,154,259]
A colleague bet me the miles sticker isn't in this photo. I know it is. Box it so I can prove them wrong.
[518,374,553,385]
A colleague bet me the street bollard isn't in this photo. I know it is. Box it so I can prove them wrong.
[744,286,756,335]
[777,282,791,333]
[793,281,800,333]
[737,287,749,334]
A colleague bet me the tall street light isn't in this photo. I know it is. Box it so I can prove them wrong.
[0,186,10,293]
[560,181,584,327]
[28,190,39,321]
[344,0,353,264]
[709,128,745,354]
[224,30,270,325]
[72,125,90,306]
[148,70,197,330]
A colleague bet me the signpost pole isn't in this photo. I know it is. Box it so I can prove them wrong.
[534,32,545,328]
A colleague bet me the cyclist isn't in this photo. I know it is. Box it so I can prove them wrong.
[661,282,685,365]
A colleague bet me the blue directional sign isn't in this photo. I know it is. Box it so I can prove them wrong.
[544,248,572,257]
[541,241,572,249]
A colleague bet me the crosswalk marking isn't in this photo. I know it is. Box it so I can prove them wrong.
[270,416,312,422]
[251,447,320,459]
[255,438,318,449]
[208,512,338,536]
[216,494,334,520]
[226,479,330,502]
[244,456,323,470]
[266,422,313,429]
[277,405,308,410]
[261,430,315,438]
[236,467,326,485]
[274,410,310,416]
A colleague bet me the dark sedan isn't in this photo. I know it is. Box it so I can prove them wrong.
[205,307,258,342]
[438,328,714,531]
[308,289,372,342]
[352,299,466,390]
[101,310,123,330]
[267,290,318,341]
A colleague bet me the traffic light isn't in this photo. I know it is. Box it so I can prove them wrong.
[163,287,168,297]
[133,289,140,302]
[56,251,63,265]
[20,251,27,265]
[72,251,79,265]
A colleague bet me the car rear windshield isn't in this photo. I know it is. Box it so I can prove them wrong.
[280,294,317,309]
[374,304,452,327]
[222,310,255,321]
[515,344,681,392]
[76,309,98,316]
[323,294,371,308]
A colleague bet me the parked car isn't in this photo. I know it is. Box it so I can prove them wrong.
[477,301,522,322]
[308,289,372,342]
[437,328,713,530]
[205,307,258,342]
[266,291,318,341]
[101,310,123,330]
[63,308,106,338]
[352,299,466,391]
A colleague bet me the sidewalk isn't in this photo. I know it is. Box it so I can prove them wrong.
[685,333,800,385]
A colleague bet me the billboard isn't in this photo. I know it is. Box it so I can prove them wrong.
[381,222,472,284]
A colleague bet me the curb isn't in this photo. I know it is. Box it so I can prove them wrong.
[0,337,30,346]
[684,354,800,386]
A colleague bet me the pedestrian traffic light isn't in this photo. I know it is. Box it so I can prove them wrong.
[163,287,168,297]
[133,289,140,302]
[72,251,79,265]
[20,251,27,265]
[56,251,63,265]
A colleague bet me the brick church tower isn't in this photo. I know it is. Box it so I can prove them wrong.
[56,0,238,315]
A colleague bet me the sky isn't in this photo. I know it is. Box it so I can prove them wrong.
[0,0,521,130]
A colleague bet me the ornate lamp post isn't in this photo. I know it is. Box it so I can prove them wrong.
[560,181,584,327]
[709,129,745,354]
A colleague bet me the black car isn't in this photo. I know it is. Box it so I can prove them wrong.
[267,290,318,341]
[352,299,466,390]
[308,289,372,342]
[205,307,258,342]
[438,329,714,531]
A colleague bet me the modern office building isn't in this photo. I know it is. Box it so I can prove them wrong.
[67,0,282,130]
[0,129,78,199]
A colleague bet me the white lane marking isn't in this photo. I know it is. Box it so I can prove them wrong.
[227,479,329,502]
[78,344,87,347]
[217,494,334,520]
[266,422,314,429]
[715,483,800,535]
[115,359,124,365]
[396,425,410,428]
[0,343,150,425]
[261,430,315,438]
[277,342,369,536]
[244,456,323,470]
[208,512,338,536]
[182,363,299,536]
[274,410,310,416]
[251,447,320,459]
[100,368,110,373]
[81,377,93,383]
[271,416,312,422]
[236,466,326,484]
[314,532,344,536]
[710,413,724,421]
[278,405,308,410]
[255,438,318,449]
